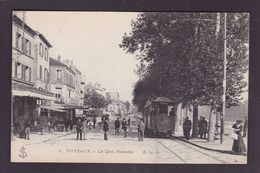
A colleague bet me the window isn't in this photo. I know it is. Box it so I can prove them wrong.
[159,104,168,114]
[55,94,61,99]
[28,42,31,55]
[25,66,31,82]
[15,62,22,79]
[39,65,42,80]
[57,70,61,82]
[16,33,21,49]
[44,68,48,82]
[45,48,48,61]
[39,43,43,57]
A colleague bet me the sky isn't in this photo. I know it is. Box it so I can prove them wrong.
[15,11,139,102]
[13,11,248,103]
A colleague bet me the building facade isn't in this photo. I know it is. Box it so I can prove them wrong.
[12,14,54,135]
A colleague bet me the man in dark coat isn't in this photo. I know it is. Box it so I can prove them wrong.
[183,117,192,140]
[103,119,109,140]
[121,118,127,138]
[76,119,83,140]
[201,117,208,139]
[138,118,145,141]
[114,118,120,135]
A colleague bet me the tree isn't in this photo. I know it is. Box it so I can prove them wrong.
[125,101,131,112]
[120,12,249,141]
[84,89,110,109]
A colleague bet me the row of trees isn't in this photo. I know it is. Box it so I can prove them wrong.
[120,12,249,141]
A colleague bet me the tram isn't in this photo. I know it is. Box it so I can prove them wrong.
[144,97,175,138]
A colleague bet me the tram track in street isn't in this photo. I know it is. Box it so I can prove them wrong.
[171,138,227,163]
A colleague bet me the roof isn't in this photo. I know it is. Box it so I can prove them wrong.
[152,97,174,103]
[13,15,37,36]
[145,97,174,107]
[39,33,52,48]
[49,58,75,75]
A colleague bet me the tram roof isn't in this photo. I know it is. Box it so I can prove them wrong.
[145,97,174,107]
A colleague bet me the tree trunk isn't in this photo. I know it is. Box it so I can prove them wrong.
[207,107,217,142]
[192,104,199,138]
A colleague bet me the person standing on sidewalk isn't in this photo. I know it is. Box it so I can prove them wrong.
[243,116,248,137]
[93,117,96,129]
[138,118,145,141]
[201,117,208,139]
[183,117,192,140]
[121,118,128,138]
[76,119,83,140]
[170,108,177,133]
[232,120,246,154]
[103,118,109,140]
[114,118,120,135]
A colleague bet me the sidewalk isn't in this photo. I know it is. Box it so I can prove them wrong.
[12,131,75,146]
[172,130,248,155]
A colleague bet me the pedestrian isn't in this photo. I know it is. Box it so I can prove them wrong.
[201,117,208,139]
[243,116,248,137]
[64,119,69,132]
[93,117,96,129]
[69,120,73,132]
[82,119,87,140]
[128,117,131,126]
[47,120,51,133]
[114,118,120,135]
[76,119,83,140]
[121,118,128,138]
[183,117,192,140]
[198,116,203,138]
[24,120,31,140]
[170,108,177,133]
[138,118,145,141]
[103,118,109,140]
[232,120,246,154]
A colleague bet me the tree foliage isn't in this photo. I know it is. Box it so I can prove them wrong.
[84,89,110,109]
[120,12,249,111]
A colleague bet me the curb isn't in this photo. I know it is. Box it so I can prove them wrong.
[171,136,246,156]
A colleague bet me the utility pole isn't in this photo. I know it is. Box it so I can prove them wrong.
[220,13,227,144]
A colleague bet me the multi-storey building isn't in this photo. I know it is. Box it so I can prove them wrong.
[47,57,83,122]
[11,14,54,134]
[104,92,127,118]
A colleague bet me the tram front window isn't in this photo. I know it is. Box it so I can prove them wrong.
[159,104,168,114]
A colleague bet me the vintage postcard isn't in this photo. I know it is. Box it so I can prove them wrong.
[11,11,249,164]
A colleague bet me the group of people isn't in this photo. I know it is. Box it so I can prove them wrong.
[114,118,130,138]
[75,117,96,140]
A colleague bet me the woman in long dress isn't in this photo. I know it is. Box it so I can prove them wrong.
[232,120,246,153]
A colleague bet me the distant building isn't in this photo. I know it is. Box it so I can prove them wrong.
[104,92,127,118]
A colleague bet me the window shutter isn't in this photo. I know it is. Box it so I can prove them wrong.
[14,62,18,77]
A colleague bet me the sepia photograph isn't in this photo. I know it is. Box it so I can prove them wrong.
[11,11,249,164]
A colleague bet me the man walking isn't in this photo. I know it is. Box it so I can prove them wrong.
[121,118,128,138]
[183,117,192,140]
[76,119,83,140]
[103,119,109,140]
[201,117,208,139]
[138,118,145,141]
[114,118,120,135]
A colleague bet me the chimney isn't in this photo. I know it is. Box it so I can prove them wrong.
[57,55,61,62]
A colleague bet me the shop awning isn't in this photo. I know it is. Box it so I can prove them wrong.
[41,106,66,112]
[12,82,55,101]
[12,90,56,101]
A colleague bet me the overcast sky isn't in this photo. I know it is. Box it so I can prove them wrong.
[14,11,248,103]
[15,11,139,102]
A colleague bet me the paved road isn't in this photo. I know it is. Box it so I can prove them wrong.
[11,129,245,163]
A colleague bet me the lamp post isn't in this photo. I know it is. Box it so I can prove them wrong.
[174,13,227,144]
